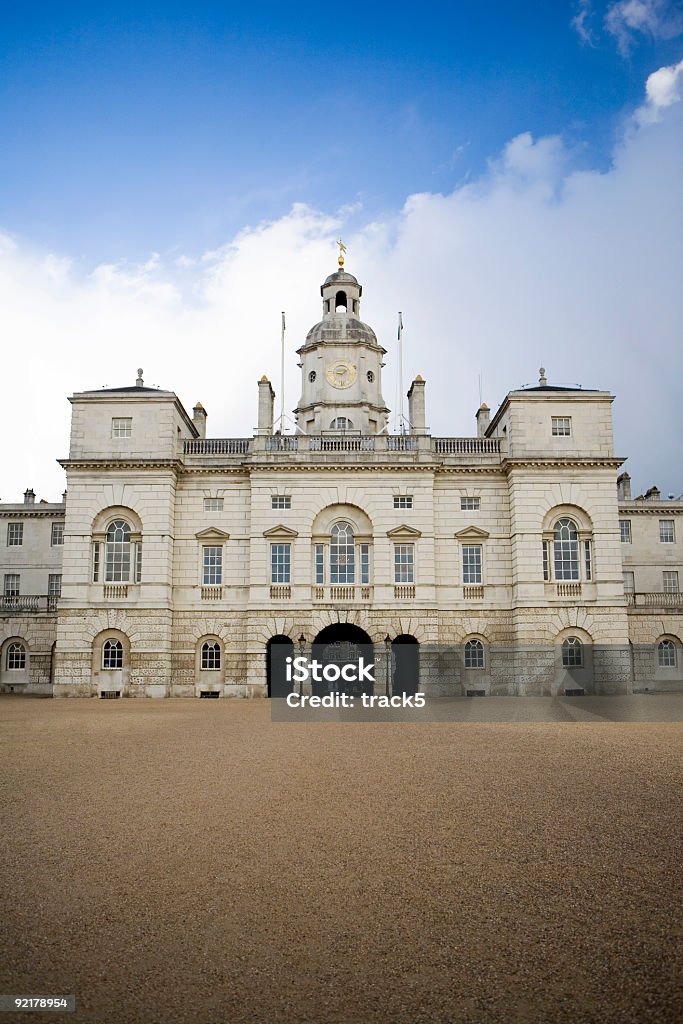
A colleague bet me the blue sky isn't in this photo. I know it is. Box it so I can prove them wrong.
[2,1,682,260]
[1,1,682,500]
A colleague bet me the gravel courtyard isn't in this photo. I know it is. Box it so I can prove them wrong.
[1,698,681,1024]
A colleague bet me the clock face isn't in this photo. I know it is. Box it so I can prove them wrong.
[326,361,357,389]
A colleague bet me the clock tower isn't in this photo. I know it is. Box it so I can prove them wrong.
[294,260,390,434]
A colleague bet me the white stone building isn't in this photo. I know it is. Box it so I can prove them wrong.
[1,263,682,696]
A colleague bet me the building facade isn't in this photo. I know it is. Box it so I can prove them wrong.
[1,264,682,697]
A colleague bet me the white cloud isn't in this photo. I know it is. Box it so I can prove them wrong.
[572,0,597,45]
[605,0,683,55]
[0,64,682,501]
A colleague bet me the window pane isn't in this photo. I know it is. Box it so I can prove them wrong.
[464,640,484,669]
[659,520,675,543]
[542,541,550,581]
[112,418,132,437]
[663,571,679,593]
[462,545,482,584]
[102,639,123,669]
[7,523,23,546]
[4,574,20,597]
[562,637,583,667]
[201,641,221,670]
[620,520,631,543]
[331,523,355,584]
[551,417,571,436]
[460,497,480,511]
[271,496,292,509]
[7,642,26,669]
[360,544,370,585]
[48,574,62,597]
[623,571,635,593]
[553,519,579,580]
[203,546,222,585]
[393,496,413,509]
[105,521,131,582]
[203,497,224,511]
[51,522,64,545]
[271,544,291,584]
[394,544,414,584]
[657,640,676,668]
[315,544,325,585]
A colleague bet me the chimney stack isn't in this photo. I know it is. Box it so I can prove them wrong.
[407,376,426,434]
[192,402,207,439]
[257,376,275,435]
[24,488,35,505]
[617,472,631,501]
[476,403,490,437]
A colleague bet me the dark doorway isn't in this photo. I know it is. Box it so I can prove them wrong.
[392,635,420,697]
[266,635,294,698]
[312,623,374,697]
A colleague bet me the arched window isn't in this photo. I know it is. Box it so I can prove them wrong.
[102,639,123,670]
[309,371,316,383]
[464,639,484,669]
[6,642,26,670]
[105,520,131,582]
[562,636,583,668]
[335,290,347,312]
[330,522,355,584]
[553,519,579,581]
[367,370,374,383]
[201,641,221,670]
[658,639,677,668]
[330,417,353,430]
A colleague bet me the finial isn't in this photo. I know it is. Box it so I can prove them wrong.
[136,368,144,387]
[539,367,547,386]
[337,238,347,268]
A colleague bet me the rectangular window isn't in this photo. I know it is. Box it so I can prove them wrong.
[542,541,550,581]
[135,542,142,584]
[4,574,20,597]
[48,574,62,597]
[271,495,292,509]
[623,571,635,594]
[92,542,100,583]
[360,544,370,585]
[393,495,413,509]
[620,520,631,543]
[7,523,23,546]
[112,417,132,438]
[659,520,675,543]
[462,545,482,585]
[584,540,592,581]
[202,546,222,586]
[551,417,571,436]
[394,544,414,584]
[460,497,480,511]
[271,543,291,584]
[51,522,64,545]
[203,497,223,511]
[663,571,680,593]
[315,544,324,585]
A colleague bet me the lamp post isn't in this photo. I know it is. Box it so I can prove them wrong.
[298,634,306,697]
[384,634,392,699]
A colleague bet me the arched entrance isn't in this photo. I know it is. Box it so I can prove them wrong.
[312,624,374,698]
[392,634,420,697]
[266,635,294,698]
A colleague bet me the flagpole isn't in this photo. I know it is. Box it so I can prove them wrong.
[280,312,286,432]
[398,312,404,433]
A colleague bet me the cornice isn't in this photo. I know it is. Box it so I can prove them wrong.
[619,505,683,515]
[59,459,181,472]
[502,458,623,471]
[0,509,65,518]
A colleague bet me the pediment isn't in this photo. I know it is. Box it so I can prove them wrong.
[263,525,299,538]
[195,527,230,540]
[454,525,490,540]
[386,524,422,538]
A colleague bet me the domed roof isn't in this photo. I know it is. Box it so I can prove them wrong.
[304,313,378,348]
[322,269,360,289]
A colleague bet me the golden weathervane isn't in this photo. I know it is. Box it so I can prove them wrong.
[337,238,347,267]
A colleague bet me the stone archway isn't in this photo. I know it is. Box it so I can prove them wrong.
[391,634,420,697]
[312,623,374,698]
[266,635,294,698]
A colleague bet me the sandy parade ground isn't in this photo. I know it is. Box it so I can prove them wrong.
[1,696,682,1024]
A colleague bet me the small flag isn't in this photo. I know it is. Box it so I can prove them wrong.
[398,312,403,338]
[282,312,286,331]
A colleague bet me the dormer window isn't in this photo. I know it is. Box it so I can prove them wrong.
[335,291,347,312]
